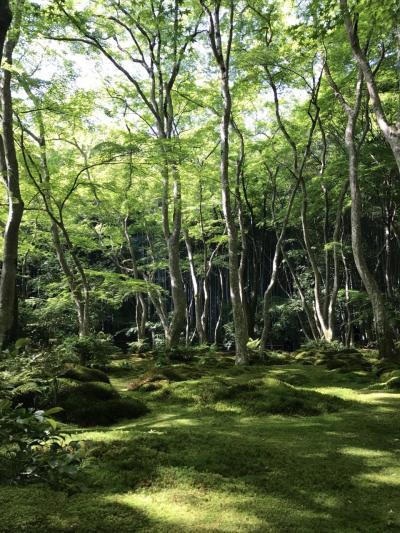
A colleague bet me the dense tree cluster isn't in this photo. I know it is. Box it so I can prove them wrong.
[0,0,399,363]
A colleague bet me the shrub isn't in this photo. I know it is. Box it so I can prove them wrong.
[0,400,82,487]
[58,333,120,368]
[300,339,346,352]
[128,339,151,354]
[10,381,46,408]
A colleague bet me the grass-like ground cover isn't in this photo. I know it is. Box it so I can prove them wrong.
[1,353,400,532]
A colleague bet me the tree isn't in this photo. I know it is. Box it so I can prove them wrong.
[0,0,24,347]
[201,0,248,364]
[340,0,400,173]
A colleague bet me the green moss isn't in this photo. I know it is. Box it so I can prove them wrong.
[57,379,118,402]
[66,397,149,426]
[383,377,400,390]
[1,355,400,532]
[380,369,400,382]
[128,365,198,391]
[60,365,110,384]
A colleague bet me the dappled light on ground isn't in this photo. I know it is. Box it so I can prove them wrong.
[1,357,400,532]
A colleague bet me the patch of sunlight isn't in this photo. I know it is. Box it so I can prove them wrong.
[105,488,268,531]
[67,429,133,442]
[312,493,341,509]
[212,402,241,414]
[313,387,400,404]
[357,468,400,486]
[340,447,393,459]
[311,387,361,401]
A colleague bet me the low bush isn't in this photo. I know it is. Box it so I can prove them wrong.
[10,381,46,408]
[0,400,82,488]
[58,333,121,368]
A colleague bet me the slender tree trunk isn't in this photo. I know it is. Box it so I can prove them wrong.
[214,268,224,345]
[20,82,91,339]
[327,180,348,336]
[260,180,299,352]
[300,180,331,340]
[160,159,186,349]
[325,59,396,360]
[346,106,396,359]
[202,1,248,364]
[0,5,24,347]
[281,245,320,340]
[122,217,148,341]
[184,230,206,344]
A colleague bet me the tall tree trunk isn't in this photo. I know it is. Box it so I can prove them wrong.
[202,0,248,364]
[165,164,186,348]
[0,4,24,347]
[325,59,396,360]
[122,217,147,341]
[346,106,396,360]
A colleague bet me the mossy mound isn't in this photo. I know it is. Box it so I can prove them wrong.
[369,376,400,392]
[62,397,149,426]
[57,378,116,399]
[128,365,201,391]
[379,369,400,383]
[60,365,110,383]
[374,361,400,377]
[55,378,148,426]
[385,377,400,390]
[293,348,371,372]
[219,378,345,416]
[263,351,292,366]
[198,355,233,368]
[173,376,346,416]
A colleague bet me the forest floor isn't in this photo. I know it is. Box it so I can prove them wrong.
[1,352,400,532]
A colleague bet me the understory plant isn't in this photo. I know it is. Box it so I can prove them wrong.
[0,400,82,489]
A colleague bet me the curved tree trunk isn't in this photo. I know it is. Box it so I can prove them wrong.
[340,0,400,173]
[324,59,396,360]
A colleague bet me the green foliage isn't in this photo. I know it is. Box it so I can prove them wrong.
[0,400,82,488]
[58,333,120,368]
[300,339,346,352]
[128,339,151,354]
[86,270,165,308]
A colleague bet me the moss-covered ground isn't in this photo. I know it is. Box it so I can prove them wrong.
[1,352,400,532]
